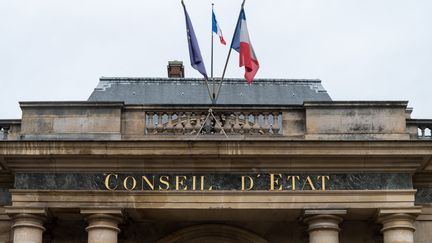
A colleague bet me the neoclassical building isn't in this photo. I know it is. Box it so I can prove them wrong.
[0,63,431,243]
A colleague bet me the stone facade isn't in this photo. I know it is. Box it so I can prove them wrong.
[0,78,431,242]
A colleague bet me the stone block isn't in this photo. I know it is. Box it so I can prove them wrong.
[304,101,410,140]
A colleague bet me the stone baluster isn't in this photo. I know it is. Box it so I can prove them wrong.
[6,208,47,243]
[419,126,425,138]
[194,112,202,134]
[233,112,241,133]
[214,113,222,134]
[377,209,420,243]
[200,113,208,134]
[237,113,246,134]
[243,113,251,134]
[172,113,181,134]
[178,112,187,134]
[1,126,9,140]
[146,112,155,134]
[223,113,232,133]
[166,112,174,134]
[81,209,123,243]
[262,112,270,134]
[184,112,193,134]
[272,112,280,134]
[156,112,164,133]
[189,112,197,134]
[303,209,346,243]
[252,112,260,134]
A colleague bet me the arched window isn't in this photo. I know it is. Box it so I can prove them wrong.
[157,224,268,243]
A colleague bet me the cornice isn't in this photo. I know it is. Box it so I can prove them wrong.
[0,140,431,157]
[0,140,430,172]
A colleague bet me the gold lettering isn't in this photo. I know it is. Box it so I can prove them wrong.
[123,176,137,191]
[288,176,300,191]
[241,176,254,191]
[175,176,188,190]
[142,176,155,190]
[318,176,330,191]
[200,176,213,191]
[301,176,316,190]
[270,174,283,191]
[104,173,118,191]
[159,176,170,190]
[192,176,197,191]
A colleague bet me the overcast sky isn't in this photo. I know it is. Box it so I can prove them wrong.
[1,0,431,119]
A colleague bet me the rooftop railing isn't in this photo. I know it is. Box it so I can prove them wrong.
[0,120,21,140]
[144,107,283,136]
[407,119,432,139]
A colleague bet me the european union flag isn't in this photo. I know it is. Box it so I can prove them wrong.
[182,1,208,79]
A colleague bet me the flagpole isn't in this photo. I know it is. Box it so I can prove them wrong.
[211,3,215,103]
[181,0,214,102]
[215,0,246,101]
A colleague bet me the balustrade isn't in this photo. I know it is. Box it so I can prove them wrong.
[0,119,20,141]
[418,126,431,138]
[407,119,432,139]
[145,109,282,136]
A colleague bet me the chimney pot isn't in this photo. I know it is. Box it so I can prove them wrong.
[167,61,184,78]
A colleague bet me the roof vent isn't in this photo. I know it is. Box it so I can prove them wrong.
[167,61,184,78]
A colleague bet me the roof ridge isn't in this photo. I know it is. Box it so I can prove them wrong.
[99,77,322,83]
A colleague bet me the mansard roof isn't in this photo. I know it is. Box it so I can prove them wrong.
[88,77,332,105]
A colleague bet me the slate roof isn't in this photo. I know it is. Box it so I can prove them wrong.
[88,77,332,105]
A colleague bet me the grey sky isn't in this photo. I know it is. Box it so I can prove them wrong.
[1,0,431,119]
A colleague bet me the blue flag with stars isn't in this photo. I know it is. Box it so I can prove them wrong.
[182,1,208,79]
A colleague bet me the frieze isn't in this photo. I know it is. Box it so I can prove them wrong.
[415,188,432,204]
[14,172,412,191]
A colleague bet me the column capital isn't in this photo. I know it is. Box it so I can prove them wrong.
[303,209,346,243]
[5,207,47,231]
[377,207,422,217]
[5,208,47,243]
[376,208,421,233]
[81,208,123,243]
[303,209,346,233]
[304,209,347,217]
[80,208,123,217]
[376,208,421,243]
[5,207,47,217]
[81,208,123,233]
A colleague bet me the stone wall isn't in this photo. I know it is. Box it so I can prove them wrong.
[19,102,123,140]
[304,101,410,140]
[3,100,415,141]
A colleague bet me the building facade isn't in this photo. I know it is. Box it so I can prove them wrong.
[0,66,432,243]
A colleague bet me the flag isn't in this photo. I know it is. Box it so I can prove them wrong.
[181,1,208,79]
[212,9,226,45]
[232,8,259,83]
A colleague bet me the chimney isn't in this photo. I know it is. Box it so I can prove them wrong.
[167,61,184,78]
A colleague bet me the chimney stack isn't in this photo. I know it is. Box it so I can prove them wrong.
[167,61,184,78]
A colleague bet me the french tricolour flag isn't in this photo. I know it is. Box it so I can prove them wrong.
[212,10,226,45]
[232,8,259,83]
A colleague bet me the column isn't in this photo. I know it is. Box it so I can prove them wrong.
[377,208,420,243]
[81,209,123,243]
[303,209,346,243]
[6,208,47,243]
